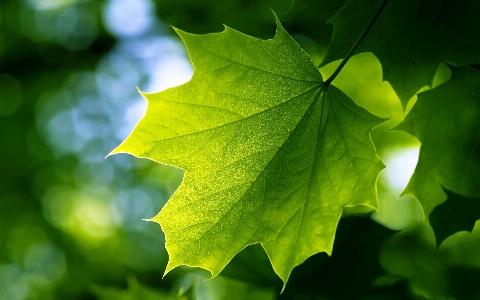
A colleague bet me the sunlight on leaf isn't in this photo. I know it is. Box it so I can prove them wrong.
[110,16,385,284]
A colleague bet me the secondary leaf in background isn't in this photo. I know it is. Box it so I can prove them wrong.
[381,224,480,300]
[396,66,480,241]
[177,272,276,300]
[155,0,348,61]
[321,0,480,109]
[110,17,384,284]
[91,277,185,300]
[379,225,448,299]
[429,188,480,247]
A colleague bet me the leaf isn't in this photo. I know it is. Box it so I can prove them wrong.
[321,0,480,109]
[430,187,480,247]
[396,66,480,238]
[178,272,276,300]
[91,277,185,300]
[110,16,384,284]
[379,225,448,299]
[155,0,347,46]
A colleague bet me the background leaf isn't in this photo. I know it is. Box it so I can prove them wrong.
[92,277,185,300]
[396,66,480,241]
[429,188,480,247]
[322,0,480,108]
[379,225,448,299]
[176,272,276,300]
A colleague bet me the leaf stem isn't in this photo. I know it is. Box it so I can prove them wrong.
[323,0,389,86]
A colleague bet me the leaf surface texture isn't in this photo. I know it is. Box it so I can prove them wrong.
[111,18,384,283]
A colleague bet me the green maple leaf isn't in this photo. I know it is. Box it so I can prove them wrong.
[430,187,480,247]
[110,17,384,284]
[321,0,480,109]
[396,66,480,243]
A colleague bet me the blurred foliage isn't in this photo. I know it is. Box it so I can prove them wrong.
[175,271,276,300]
[430,188,480,248]
[380,223,480,300]
[92,277,186,300]
[1,0,479,299]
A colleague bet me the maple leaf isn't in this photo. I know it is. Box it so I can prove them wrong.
[110,17,384,284]
[430,187,480,247]
[396,66,480,244]
[321,0,480,109]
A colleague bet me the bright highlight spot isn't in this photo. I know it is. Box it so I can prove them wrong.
[103,0,154,38]
[371,146,424,230]
[42,186,116,243]
[384,147,420,193]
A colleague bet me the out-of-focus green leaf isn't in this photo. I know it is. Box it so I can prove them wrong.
[91,277,185,300]
[380,224,480,300]
[177,272,276,300]
[396,66,480,241]
[430,188,480,247]
[446,266,480,300]
[110,17,384,284]
[322,0,480,108]
[155,0,348,57]
[379,225,448,299]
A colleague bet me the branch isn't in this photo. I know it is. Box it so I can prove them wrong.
[323,0,389,86]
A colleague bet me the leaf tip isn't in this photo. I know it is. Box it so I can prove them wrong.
[105,148,119,159]
[171,26,191,41]
[136,87,154,106]
[280,283,287,294]
[269,8,285,33]
[149,213,161,224]
[136,87,148,98]
[171,25,183,34]
[162,265,173,279]
[269,7,279,19]
[106,143,131,158]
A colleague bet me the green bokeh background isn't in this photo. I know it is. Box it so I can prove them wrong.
[1,0,479,299]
